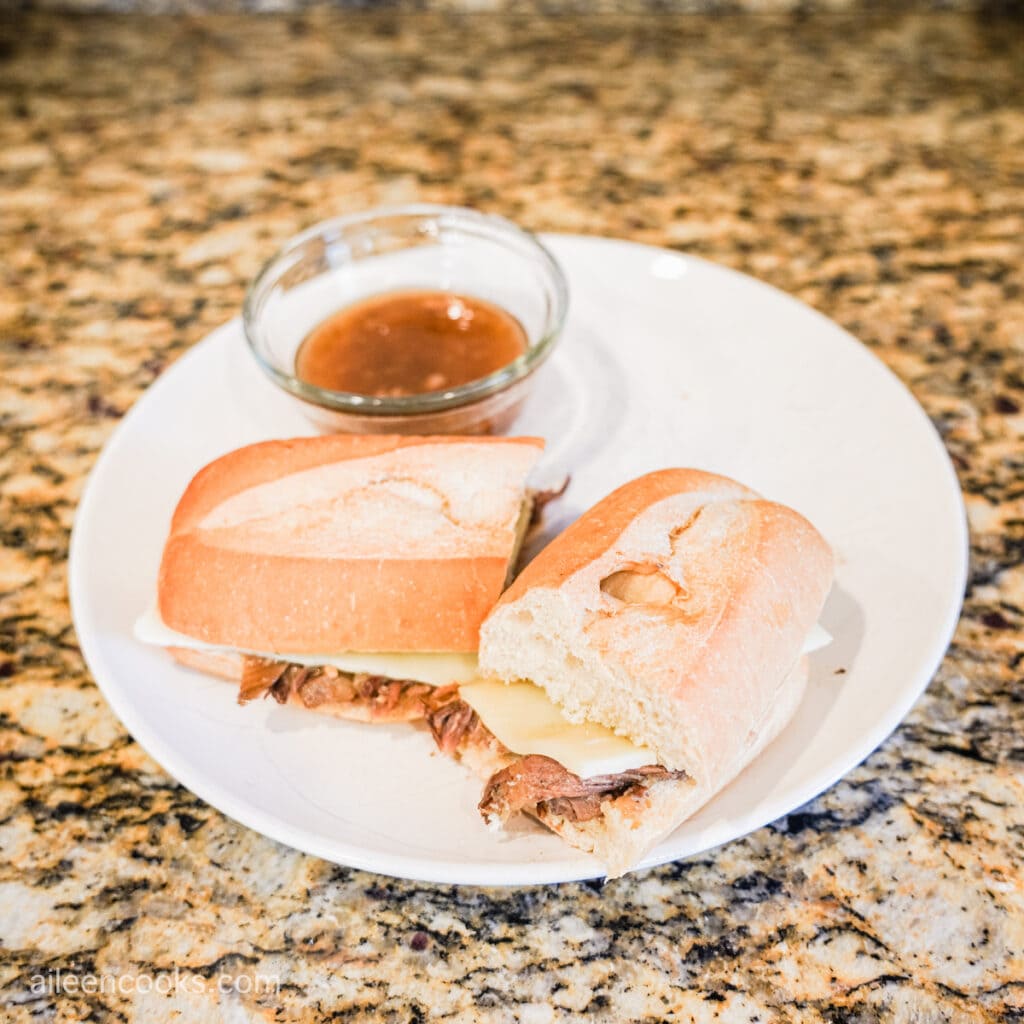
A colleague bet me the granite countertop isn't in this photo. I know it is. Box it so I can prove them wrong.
[1,8,1022,1022]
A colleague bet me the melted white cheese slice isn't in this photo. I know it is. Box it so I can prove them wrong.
[460,679,657,778]
[133,606,478,687]
[459,624,834,779]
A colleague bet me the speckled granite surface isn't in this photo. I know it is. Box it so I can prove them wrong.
[15,0,1002,16]
[1,9,1022,1022]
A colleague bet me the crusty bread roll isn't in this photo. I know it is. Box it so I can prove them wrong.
[158,435,543,654]
[475,468,833,874]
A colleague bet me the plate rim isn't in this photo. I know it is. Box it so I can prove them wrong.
[68,233,969,885]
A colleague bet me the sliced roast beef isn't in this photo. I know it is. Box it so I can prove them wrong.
[238,656,432,719]
[479,755,682,824]
[528,477,570,530]
[270,664,312,704]
[352,675,434,718]
[422,685,489,755]
[296,667,357,707]
[238,657,288,703]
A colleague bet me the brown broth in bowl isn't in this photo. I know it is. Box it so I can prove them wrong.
[295,290,529,398]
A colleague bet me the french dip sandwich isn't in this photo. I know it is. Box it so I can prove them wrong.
[423,468,834,876]
[136,434,543,721]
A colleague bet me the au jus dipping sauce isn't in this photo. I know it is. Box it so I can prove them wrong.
[295,290,529,398]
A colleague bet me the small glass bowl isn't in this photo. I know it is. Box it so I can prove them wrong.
[243,204,569,435]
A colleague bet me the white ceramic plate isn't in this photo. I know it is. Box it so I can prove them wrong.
[69,236,967,885]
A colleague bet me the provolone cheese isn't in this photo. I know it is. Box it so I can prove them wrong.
[460,680,657,778]
[133,606,478,687]
[459,623,833,779]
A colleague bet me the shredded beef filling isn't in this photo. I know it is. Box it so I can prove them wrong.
[422,685,495,756]
[479,755,682,824]
[423,692,686,825]
[238,656,432,719]
[528,478,570,531]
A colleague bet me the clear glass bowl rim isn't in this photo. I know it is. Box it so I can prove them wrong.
[242,204,570,416]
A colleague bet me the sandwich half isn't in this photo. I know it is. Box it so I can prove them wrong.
[423,468,834,875]
[135,434,544,722]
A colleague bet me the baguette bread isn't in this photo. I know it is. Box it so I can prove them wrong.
[142,435,545,723]
[157,435,544,654]
[462,468,833,875]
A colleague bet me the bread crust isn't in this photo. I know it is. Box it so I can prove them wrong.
[171,435,527,534]
[499,468,757,604]
[160,539,509,653]
[158,435,543,653]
